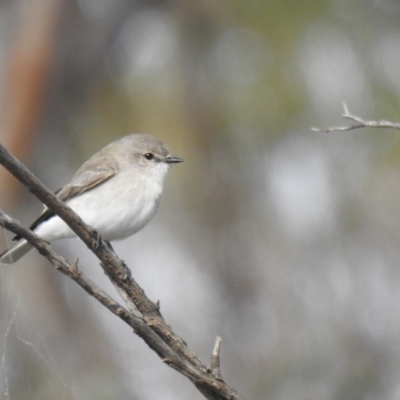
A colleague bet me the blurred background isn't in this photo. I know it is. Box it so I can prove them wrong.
[1,0,400,399]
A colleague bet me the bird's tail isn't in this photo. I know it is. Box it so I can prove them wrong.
[0,240,34,264]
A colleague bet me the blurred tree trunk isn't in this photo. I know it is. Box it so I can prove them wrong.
[0,0,62,209]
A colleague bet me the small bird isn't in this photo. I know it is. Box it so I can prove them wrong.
[0,133,183,264]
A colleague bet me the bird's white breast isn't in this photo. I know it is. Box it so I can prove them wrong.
[35,163,169,242]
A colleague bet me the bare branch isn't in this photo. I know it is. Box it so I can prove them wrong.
[0,143,245,400]
[312,102,400,133]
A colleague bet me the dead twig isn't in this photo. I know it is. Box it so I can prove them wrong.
[312,102,400,133]
[210,336,223,380]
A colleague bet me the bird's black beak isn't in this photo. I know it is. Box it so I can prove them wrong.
[165,155,183,164]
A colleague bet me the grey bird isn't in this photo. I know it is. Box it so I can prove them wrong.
[0,133,183,264]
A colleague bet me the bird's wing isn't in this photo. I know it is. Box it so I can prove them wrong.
[13,156,119,240]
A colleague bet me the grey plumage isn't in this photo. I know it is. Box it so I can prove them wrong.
[0,133,182,265]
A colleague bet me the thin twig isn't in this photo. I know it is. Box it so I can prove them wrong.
[210,336,223,380]
[312,102,400,133]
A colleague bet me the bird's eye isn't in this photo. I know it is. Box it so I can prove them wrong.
[144,153,154,160]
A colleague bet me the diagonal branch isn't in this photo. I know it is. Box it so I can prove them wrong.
[0,210,209,381]
[0,210,169,352]
[312,102,400,133]
[0,143,245,400]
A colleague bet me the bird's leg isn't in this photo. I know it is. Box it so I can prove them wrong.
[105,240,116,254]
[90,229,101,249]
